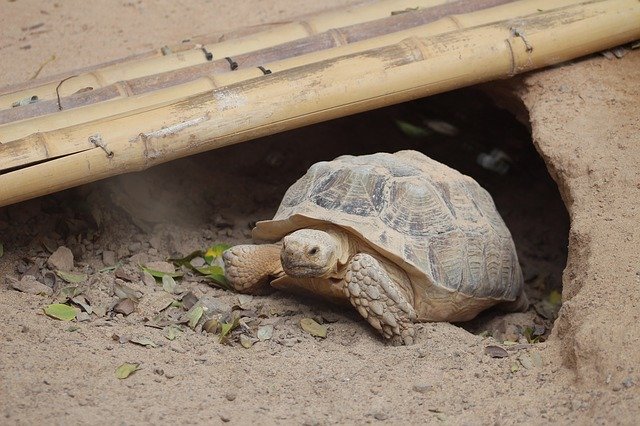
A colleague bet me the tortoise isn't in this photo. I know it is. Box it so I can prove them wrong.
[223,150,528,344]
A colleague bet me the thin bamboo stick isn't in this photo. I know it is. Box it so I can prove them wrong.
[1,0,638,207]
[0,0,585,144]
[0,0,513,125]
[0,0,457,110]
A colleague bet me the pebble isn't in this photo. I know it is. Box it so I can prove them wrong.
[225,392,237,401]
[219,413,231,423]
[8,275,53,296]
[47,246,74,271]
[102,250,116,266]
[128,242,142,252]
[413,383,433,394]
[373,412,388,421]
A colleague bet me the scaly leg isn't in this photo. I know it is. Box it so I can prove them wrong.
[344,253,416,345]
[223,244,283,293]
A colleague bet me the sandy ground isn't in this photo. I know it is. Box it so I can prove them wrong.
[1,1,639,424]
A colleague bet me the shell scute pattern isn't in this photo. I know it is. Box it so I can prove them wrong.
[263,151,522,300]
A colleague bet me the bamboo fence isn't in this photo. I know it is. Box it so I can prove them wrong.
[0,0,459,110]
[0,0,511,125]
[0,0,638,207]
[0,0,590,142]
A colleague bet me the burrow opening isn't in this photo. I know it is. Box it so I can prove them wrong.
[0,86,569,343]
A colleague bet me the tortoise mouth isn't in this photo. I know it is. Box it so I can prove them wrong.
[281,260,329,278]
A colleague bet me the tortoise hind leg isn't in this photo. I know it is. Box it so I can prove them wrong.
[497,289,530,313]
[223,244,283,293]
[344,253,417,345]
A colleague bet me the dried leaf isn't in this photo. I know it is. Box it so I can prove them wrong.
[55,270,87,283]
[484,345,509,358]
[164,325,181,341]
[181,292,199,310]
[114,282,141,302]
[300,318,327,338]
[115,362,140,379]
[518,354,534,369]
[510,363,520,373]
[240,334,255,349]
[58,285,83,301]
[130,337,157,348]
[113,298,136,315]
[203,319,219,334]
[237,294,253,309]
[257,324,273,341]
[71,295,93,314]
[44,303,78,321]
[530,352,543,367]
[162,275,178,294]
[187,305,204,329]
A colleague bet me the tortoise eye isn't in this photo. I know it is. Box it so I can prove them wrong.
[309,247,319,255]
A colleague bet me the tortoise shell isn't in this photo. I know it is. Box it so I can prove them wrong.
[253,150,524,316]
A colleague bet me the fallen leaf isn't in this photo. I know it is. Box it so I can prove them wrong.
[181,292,199,310]
[44,303,78,321]
[58,285,83,301]
[300,318,327,338]
[162,275,178,294]
[164,325,181,341]
[395,119,431,138]
[141,264,183,279]
[55,270,87,283]
[219,317,240,343]
[115,362,140,379]
[510,362,520,373]
[530,352,543,367]
[203,319,219,334]
[237,294,253,309]
[113,298,136,315]
[240,334,255,349]
[169,250,204,267]
[257,324,273,341]
[130,337,157,348]
[71,295,93,314]
[484,345,509,358]
[548,290,562,306]
[114,282,141,302]
[204,244,231,264]
[187,305,204,329]
[518,354,534,369]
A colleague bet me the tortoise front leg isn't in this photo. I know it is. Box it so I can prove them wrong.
[344,253,417,345]
[223,244,283,293]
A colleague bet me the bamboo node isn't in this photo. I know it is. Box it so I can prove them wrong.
[510,27,534,53]
[88,134,113,158]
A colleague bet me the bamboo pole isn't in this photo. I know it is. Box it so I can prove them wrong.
[0,0,458,110]
[0,0,513,125]
[0,0,586,144]
[0,0,638,207]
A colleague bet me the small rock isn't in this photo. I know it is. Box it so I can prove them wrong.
[622,377,634,388]
[225,392,237,402]
[102,250,116,266]
[113,298,136,316]
[47,246,74,271]
[373,412,388,421]
[128,242,142,252]
[198,296,232,316]
[413,384,433,394]
[9,275,53,296]
[219,413,231,423]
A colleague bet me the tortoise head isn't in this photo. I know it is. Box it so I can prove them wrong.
[281,229,340,278]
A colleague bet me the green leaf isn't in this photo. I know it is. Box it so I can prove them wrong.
[115,362,140,379]
[44,303,78,321]
[204,244,231,264]
[98,261,122,273]
[140,265,183,279]
[169,250,204,267]
[195,265,233,291]
[548,290,562,306]
[187,305,204,329]
[395,120,431,138]
[300,318,327,338]
[55,270,87,283]
[219,317,240,343]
